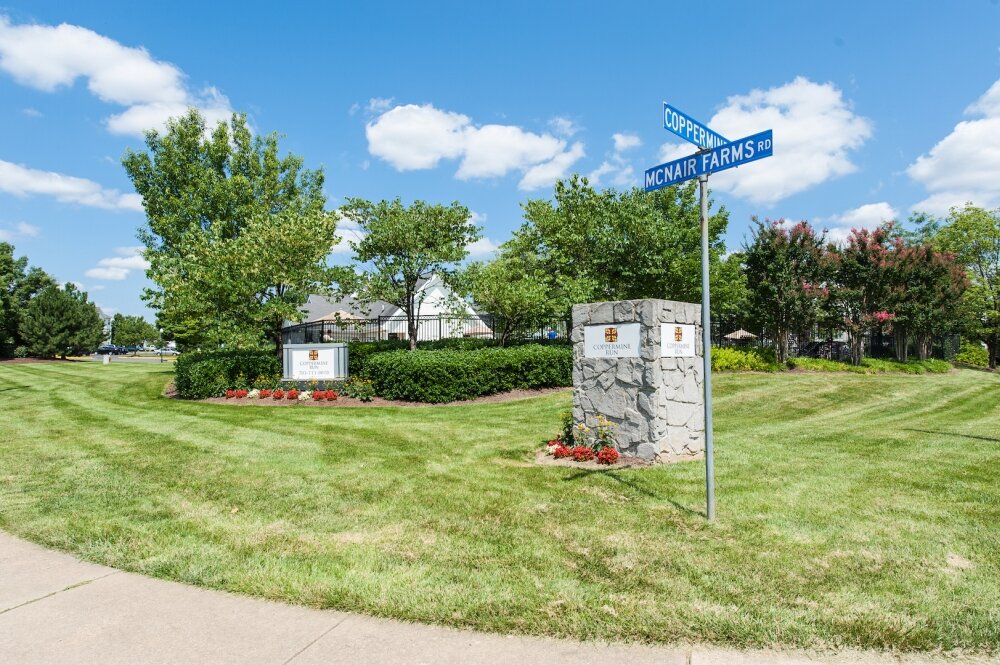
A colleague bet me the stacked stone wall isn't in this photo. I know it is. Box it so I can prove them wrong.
[571,299,704,463]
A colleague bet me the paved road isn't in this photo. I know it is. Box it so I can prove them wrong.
[0,532,990,665]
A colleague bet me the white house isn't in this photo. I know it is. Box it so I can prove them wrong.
[287,274,493,342]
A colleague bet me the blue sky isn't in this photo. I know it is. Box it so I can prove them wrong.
[2,1,1000,319]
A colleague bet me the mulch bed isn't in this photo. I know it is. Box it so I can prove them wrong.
[164,384,570,408]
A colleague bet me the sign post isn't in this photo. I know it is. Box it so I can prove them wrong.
[646,102,773,521]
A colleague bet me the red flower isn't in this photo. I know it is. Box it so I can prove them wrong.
[552,445,572,459]
[572,446,595,462]
[597,447,619,465]
[312,391,325,401]
[236,389,248,398]
[326,390,338,401]
[286,389,299,400]
[225,389,236,399]
[272,389,285,400]
[259,389,271,398]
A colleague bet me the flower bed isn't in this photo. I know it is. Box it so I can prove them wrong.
[542,411,620,465]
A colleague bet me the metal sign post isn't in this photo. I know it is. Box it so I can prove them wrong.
[646,102,773,521]
[698,173,715,521]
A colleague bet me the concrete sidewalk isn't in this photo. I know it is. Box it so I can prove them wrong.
[0,532,989,665]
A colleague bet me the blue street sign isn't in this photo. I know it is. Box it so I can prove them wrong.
[644,129,773,192]
[663,102,729,149]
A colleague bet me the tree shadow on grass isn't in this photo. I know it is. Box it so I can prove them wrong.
[903,428,1000,443]
[562,468,704,517]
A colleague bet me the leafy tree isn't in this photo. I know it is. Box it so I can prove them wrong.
[935,204,999,368]
[111,314,160,349]
[742,219,828,363]
[0,243,55,357]
[340,197,480,350]
[824,225,895,366]
[20,284,104,358]
[512,175,731,321]
[122,108,337,354]
[887,241,967,361]
[458,247,554,346]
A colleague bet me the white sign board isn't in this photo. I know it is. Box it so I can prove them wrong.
[289,347,341,380]
[584,323,640,358]
[661,323,696,357]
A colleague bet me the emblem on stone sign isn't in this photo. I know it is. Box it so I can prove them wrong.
[674,326,683,342]
[308,349,319,361]
[604,327,618,343]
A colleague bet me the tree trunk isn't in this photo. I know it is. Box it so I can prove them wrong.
[917,334,932,361]
[894,328,908,362]
[408,315,418,351]
[774,327,790,364]
[988,335,998,369]
[849,331,864,366]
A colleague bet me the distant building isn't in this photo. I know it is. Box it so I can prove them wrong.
[285,274,493,342]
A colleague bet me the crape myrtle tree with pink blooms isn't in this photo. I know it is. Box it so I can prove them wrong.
[886,239,968,361]
[742,218,828,363]
[822,225,895,366]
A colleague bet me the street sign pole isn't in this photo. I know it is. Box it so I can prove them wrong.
[648,102,772,522]
[698,173,715,521]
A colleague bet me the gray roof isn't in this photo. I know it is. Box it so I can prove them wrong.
[297,294,400,323]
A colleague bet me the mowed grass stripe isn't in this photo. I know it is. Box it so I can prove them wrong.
[0,362,998,651]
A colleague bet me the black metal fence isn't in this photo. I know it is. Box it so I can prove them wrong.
[283,313,959,361]
[282,315,569,345]
[709,317,961,361]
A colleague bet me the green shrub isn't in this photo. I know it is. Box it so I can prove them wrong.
[789,357,952,374]
[955,342,989,367]
[363,344,572,403]
[347,337,569,374]
[711,346,780,372]
[175,349,281,399]
[13,345,28,358]
[341,376,376,401]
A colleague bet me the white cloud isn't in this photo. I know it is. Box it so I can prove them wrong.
[85,246,149,280]
[330,216,365,255]
[0,221,40,242]
[518,142,585,191]
[612,132,641,152]
[466,237,500,257]
[658,77,872,204]
[366,103,586,190]
[588,133,639,188]
[85,266,128,280]
[549,116,580,137]
[97,255,149,270]
[0,221,39,241]
[0,16,233,137]
[367,97,393,113]
[819,201,898,244]
[21,107,40,117]
[0,160,143,210]
[907,79,1000,214]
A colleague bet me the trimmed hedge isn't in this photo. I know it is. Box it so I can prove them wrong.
[347,337,568,375]
[175,349,280,399]
[363,344,572,402]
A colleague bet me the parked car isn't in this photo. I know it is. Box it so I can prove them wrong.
[157,348,181,355]
[96,345,117,355]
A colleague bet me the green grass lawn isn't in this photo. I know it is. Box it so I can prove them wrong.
[1,362,998,653]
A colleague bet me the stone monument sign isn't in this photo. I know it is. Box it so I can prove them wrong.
[571,299,704,463]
